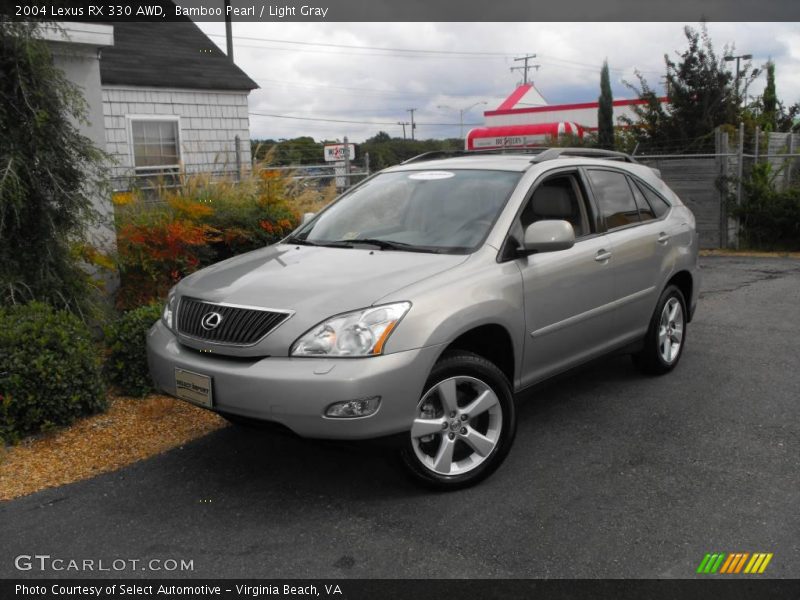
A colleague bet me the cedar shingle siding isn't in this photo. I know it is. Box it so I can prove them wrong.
[98,20,257,187]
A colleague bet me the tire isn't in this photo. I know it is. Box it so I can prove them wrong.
[632,284,688,375]
[401,351,517,490]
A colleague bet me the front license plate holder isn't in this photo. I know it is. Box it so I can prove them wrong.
[174,368,213,408]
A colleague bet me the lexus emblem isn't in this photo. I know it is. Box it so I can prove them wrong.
[200,311,223,331]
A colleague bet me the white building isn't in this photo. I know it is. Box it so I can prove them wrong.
[467,84,669,150]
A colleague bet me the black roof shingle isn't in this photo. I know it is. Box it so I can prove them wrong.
[99,20,258,91]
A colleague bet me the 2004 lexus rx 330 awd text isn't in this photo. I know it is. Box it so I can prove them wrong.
[147,148,699,489]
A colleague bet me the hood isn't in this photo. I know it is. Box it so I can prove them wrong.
[174,243,468,356]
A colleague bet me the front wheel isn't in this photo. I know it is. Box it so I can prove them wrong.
[401,351,516,490]
[633,284,688,375]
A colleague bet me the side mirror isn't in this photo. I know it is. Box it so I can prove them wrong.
[521,220,575,254]
[301,212,316,225]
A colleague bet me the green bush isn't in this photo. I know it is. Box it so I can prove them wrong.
[0,302,106,443]
[733,163,800,250]
[105,303,163,397]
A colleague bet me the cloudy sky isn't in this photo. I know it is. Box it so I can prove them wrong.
[196,21,800,143]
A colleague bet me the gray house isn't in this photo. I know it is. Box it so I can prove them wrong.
[42,17,257,277]
[99,20,258,190]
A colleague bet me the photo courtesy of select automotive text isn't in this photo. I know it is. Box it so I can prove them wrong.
[1,0,799,598]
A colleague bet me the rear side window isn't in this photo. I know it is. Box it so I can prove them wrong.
[628,177,656,221]
[634,180,672,218]
[587,169,640,230]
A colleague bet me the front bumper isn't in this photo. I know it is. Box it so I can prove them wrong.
[146,321,444,439]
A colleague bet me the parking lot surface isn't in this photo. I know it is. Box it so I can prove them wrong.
[1,256,798,578]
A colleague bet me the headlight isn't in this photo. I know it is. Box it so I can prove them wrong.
[162,289,177,331]
[291,302,411,357]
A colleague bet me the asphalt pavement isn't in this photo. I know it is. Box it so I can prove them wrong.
[1,256,798,579]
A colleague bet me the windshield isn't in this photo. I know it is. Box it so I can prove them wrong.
[292,169,522,253]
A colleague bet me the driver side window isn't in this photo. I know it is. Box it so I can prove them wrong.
[519,173,590,238]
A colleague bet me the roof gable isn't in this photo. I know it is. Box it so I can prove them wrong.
[100,20,258,91]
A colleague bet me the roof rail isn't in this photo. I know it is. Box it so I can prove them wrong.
[399,147,637,166]
[531,147,638,163]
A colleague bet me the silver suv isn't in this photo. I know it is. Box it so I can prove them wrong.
[147,148,699,489]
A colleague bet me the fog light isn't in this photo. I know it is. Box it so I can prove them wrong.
[325,396,381,418]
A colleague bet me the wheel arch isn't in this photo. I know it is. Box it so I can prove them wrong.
[666,270,694,322]
[439,323,516,386]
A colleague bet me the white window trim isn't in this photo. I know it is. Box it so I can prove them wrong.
[125,114,182,171]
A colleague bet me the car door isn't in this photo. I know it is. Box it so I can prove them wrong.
[513,169,617,389]
[584,168,668,345]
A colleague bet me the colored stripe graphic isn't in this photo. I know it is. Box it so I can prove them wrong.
[719,553,736,573]
[759,554,773,573]
[721,553,738,573]
[699,552,773,574]
[697,554,712,573]
[734,553,749,573]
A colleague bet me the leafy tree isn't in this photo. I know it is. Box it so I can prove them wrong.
[597,60,614,150]
[622,24,755,152]
[0,22,106,318]
[359,133,462,170]
[252,137,326,165]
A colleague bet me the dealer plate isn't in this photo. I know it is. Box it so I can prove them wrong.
[174,368,213,408]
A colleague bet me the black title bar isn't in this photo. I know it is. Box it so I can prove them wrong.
[3,0,800,22]
[3,579,800,600]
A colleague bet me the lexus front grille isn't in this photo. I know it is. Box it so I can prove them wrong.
[176,297,291,345]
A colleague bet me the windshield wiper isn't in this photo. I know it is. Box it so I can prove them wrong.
[337,238,442,253]
[284,235,321,246]
[286,236,357,249]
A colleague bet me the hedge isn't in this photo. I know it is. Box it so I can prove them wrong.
[0,302,106,443]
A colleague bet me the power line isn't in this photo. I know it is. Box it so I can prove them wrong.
[208,33,515,56]
[256,77,439,98]
[250,112,397,125]
[248,111,478,127]
[209,33,665,76]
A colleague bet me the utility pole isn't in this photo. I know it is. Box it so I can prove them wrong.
[407,108,417,140]
[659,75,671,96]
[224,0,233,61]
[397,121,409,140]
[437,101,487,139]
[343,135,350,189]
[511,54,539,85]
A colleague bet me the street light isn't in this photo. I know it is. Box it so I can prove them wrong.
[724,53,752,104]
[437,101,488,138]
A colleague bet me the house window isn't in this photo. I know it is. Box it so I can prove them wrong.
[125,117,181,193]
[131,119,180,169]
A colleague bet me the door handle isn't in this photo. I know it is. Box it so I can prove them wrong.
[657,232,671,244]
[594,249,612,262]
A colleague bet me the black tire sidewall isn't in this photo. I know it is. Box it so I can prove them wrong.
[644,285,688,373]
[401,351,516,490]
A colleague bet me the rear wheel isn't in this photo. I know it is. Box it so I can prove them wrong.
[633,285,687,375]
[401,351,516,490]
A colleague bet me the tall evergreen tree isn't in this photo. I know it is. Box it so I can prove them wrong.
[597,60,614,150]
[761,60,777,132]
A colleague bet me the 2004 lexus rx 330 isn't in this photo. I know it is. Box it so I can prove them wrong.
[147,148,699,489]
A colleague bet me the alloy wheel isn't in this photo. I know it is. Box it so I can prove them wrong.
[410,376,502,476]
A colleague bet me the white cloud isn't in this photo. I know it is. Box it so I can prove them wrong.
[196,21,800,142]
